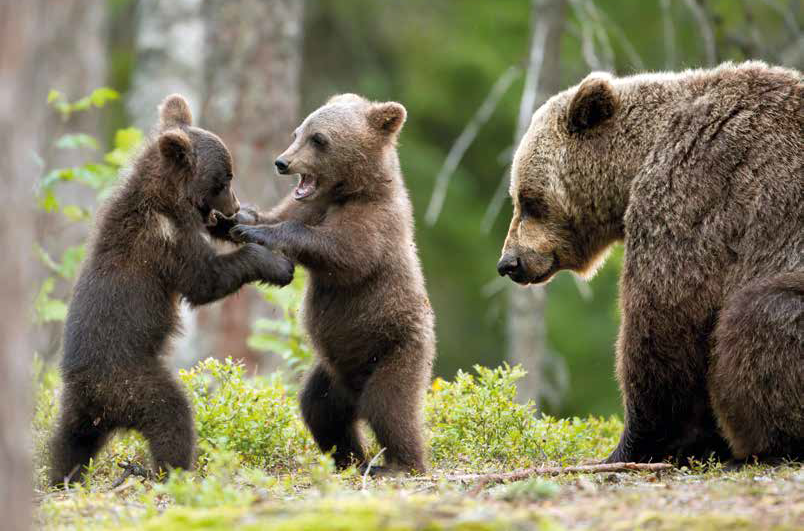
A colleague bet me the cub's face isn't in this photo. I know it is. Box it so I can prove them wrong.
[274,93,406,202]
[186,130,240,220]
[498,74,619,285]
[156,94,240,222]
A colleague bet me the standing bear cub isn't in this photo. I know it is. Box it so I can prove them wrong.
[231,94,436,474]
[49,94,294,486]
[498,61,803,464]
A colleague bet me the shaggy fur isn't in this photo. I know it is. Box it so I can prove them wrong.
[498,62,803,463]
[49,95,294,486]
[230,94,436,474]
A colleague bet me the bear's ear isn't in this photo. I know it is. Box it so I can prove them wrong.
[159,94,193,129]
[368,101,407,136]
[566,74,617,134]
[158,128,193,168]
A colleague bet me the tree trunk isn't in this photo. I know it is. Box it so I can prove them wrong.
[0,0,46,527]
[197,0,304,371]
[127,0,205,132]
[34,0,107,361]
[507,0,567,404]
[127,0,208,368]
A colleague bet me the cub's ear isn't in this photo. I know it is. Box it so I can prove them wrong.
[159,93,193,129]
[368,101,407,135]
[566,74,617,134]
[158,128,193,167]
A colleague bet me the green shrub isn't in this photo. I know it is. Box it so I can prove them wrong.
[248,274,314,383]
[427,364,621,469]
[180,358,316,471]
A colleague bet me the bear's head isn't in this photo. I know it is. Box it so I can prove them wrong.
[274,93,407,202]
[156,94,240,222]
[498,73,634,285]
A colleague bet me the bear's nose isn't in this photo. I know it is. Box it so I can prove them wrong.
[497,254,521,277]
[275,158,290,173]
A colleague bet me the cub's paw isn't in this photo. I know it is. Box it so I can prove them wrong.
[231,224,270,246]
[206,208,260,242]
[245,243,294,287]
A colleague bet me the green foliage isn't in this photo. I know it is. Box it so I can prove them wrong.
[491,478,560,502]
[427,364,621,469]
[34,88,143,325]
[47,87,120,120]
[180,358,315,471]
[248,272,314,381]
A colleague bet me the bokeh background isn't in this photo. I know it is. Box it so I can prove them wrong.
[27,0,803,419]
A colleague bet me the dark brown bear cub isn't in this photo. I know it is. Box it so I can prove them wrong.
[49,94,294,486]
[231,94,436,474]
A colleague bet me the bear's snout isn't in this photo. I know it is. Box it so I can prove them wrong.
[497,253,522,278]
[275,158,290,174]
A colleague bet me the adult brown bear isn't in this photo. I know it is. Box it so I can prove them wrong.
[497,62,803,464]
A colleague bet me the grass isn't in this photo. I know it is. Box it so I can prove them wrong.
[33,358,804,530]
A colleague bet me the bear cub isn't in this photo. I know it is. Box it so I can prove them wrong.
[49,94,294,486]
[231,94,436,474]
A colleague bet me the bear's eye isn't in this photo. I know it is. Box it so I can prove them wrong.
[310,132,328,148]
[519,193,547,220]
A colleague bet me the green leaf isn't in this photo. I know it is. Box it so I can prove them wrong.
[105,127,143,166]
[114,127,143,151]
[39,189,59,213]
[38,299,69,323]
[247,334,291,355]
[55,133,99,151]
[47,89,63,104]
[34,277,68,323]
[88,87,120,108]
[58,245,86,279]
[61,204,89,222]
[35,245,61,273]
[70,96,92,112]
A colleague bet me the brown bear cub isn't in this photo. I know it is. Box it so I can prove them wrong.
[498,61,803,464]
[230,94,436,474]
[49,95,294,486]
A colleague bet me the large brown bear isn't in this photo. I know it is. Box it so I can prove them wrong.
[497,62,803,464]
[228,94,436,474]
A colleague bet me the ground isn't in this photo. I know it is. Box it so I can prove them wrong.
[33,358,803,530]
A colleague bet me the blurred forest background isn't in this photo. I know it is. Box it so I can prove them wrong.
[14,0,804,422]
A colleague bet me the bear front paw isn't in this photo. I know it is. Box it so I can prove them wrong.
[231,224,269,245]
[244,243,294,287]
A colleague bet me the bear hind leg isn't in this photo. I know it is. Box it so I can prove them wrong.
[359,357,428,474]
[300,362,366,469]
[710,272,804,461]
[133,370,196,477]
[49,393,112,487]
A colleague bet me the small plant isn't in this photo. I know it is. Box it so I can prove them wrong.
[179,357,315,471]
[34,87,143,324]
[427,364,621,469]
[248,273,314,382]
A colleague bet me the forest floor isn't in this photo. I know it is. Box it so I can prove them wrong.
[35,461,804,530]
[33,359,804,530]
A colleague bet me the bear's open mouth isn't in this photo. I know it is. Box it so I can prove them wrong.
[294,174,317,200]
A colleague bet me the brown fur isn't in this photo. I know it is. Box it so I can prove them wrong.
[49,95,294,486]
[498,62,803,463]
[230,94,436,474]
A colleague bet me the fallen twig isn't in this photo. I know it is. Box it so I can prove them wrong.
[466,462,674,495]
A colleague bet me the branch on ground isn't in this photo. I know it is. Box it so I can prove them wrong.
[460,462,674,494]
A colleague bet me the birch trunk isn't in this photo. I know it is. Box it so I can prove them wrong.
[127,0,207,368]
[196,0,304,371]
[508,0,567,404]
[0,0,46,527]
